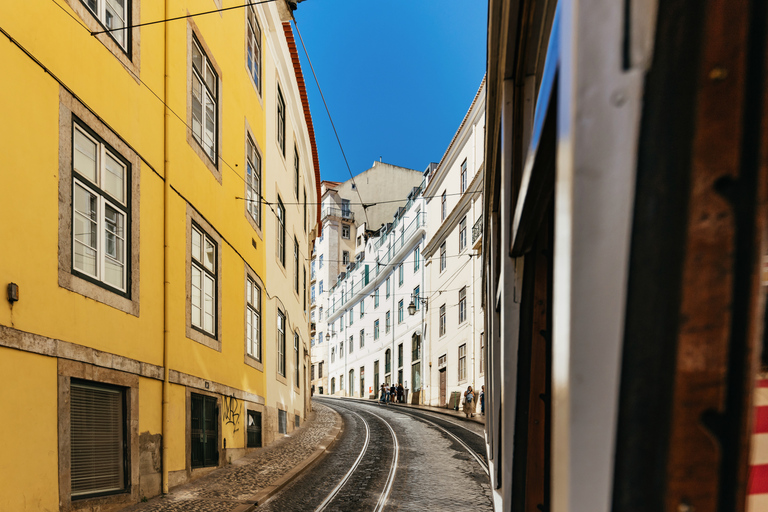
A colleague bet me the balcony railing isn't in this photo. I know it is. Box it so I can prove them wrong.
[322,206,354,223]
[472,214,483,243]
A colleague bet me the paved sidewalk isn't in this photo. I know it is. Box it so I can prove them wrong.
[121,402,342,512]
[322,394,486,425]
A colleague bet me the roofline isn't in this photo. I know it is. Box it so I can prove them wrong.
[282,22,322,236]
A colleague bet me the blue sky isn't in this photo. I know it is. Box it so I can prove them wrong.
[292,1,488,183]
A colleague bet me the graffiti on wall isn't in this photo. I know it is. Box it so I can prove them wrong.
[223,395,241,433]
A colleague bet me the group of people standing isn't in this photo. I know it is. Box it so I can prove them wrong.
[463,385,484,418]
[379,382,405,404]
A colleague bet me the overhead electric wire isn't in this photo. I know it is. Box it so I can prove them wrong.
[235,189,482,207]
[90,0,278,35]
[291,19,371,226]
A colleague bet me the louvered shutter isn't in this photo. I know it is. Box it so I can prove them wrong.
[70,382,125,496]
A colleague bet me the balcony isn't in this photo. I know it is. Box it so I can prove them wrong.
[472,214,483,244]
[322,206,354,223]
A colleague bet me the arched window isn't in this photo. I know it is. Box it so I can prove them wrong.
[385,349,392,374]
[331,377,336,394]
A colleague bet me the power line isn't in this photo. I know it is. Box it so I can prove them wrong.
[292,19,371,228]
[235,189,482,207]
[90,0,278,35]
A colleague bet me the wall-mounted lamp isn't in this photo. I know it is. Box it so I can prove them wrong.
[7,283,19,303]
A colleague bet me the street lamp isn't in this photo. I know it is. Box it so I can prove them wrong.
[408,297,427,316]
[325,331,331,342]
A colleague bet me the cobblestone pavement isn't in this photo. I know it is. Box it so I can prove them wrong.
[121,402,339,512]
[260,398,493,512]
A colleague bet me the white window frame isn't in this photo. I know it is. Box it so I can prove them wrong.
[374,319,380,340]
[191,224,217,337]
[71,123,129,293]
[82,0,128,50]
[342,224,351,239]
[191,35,218,163]
[360,328,365,348]
[277,196,286,266]
[278,309,286,376]
[459,287,467,324]
[246,277,262,361]
[246,135,262,227]
[460,159,467,193]
[414,245,420,272]
[459,216,467,252]
[277,86,286,156]
[398,264,404,286]
[458,343,467,381]
[440,242,447,272]
[439,304,446,336]
[398,299,404,323]
[441,191,447,220]
[246,4,262,94]
[294,145,300,198]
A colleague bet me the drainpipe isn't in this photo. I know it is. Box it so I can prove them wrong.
[161,0,171,495]
[420,230,426,405]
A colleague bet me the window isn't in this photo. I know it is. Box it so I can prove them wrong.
[70,380,127,497]
[295,332,300,387]
[331,347,335,363]
[398,300,404,323]
[459,217,467,252]
[441,191,447,220]
[349,369,355,395]
[439,304,446,336]
[343,251,350,265]
[319,361,323,378]
[311,285,316,303]
[357,235,362,246]
[277,197,285,266]
[386,311,391,333]
[318,331,323,345]
[386,277,391,298]
[438,354,447,367]
[460,159,468,193]
[342,224,350,239]
[459,343,467,381]
[330,377,336,393]
[71,123,129,292]
[340,340,344,354]
[349,335,354,354]
[374,287,380,308]
[440,242,447,272]
[277,85,286,156]
[360,329,365,348]
[191,224,217,336]
[359,299,364,318]
[413,286,420,311]
[277,309,286,377]
[459,287,467,324]
[82,0,128,49]
[412,333,421,361]
[245,135,261,227]
[398,264,404,286]
[385,349,391,374]
[318,280,324,294]
[374,320,380,340]
[294,145,300,197]
[349,308,354,326]
[246,277,261,361]
[294,237,299,293]
[311,364,316,380]
[340,373,344,390]
[374,360,380,391]
[414,246,420,272]
[303,188,307,232]
[246,5,261,93]
[303,267,307,312]
[341,199,351,218]
[398,343,403,368]
[319,255,324,268]
[278,409,287,434]
[191,35,218,162]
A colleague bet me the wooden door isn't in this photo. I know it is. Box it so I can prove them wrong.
[439,369,447,407]
[191,394,218,468]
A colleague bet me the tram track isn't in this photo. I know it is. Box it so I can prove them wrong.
[330,397,489,477]
[313,398,400,512]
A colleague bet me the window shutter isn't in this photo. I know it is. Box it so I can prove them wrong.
[70,382,125,496]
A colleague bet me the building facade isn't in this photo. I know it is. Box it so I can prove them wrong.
[310,163,422,397]
[0,1,318,510]
[323,186,426,401]
[422,79,486,408]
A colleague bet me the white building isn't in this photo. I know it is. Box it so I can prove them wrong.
[310,164,422,395]
[422,79,486,408]
[325,185,427,401]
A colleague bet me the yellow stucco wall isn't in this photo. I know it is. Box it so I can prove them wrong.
[0,350,58,512]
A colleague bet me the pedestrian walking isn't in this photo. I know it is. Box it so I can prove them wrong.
[480,385,485,415]
[379,383,386,404]
[463,386,475,418]
[398,383,404,403]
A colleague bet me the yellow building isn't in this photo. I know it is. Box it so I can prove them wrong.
[0,1,318,510]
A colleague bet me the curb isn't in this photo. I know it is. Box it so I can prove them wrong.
[240,405,345,511]
[318,394,486,425]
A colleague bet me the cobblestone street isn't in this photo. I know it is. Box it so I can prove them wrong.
[122,403,341,512]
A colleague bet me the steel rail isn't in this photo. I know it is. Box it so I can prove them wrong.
[365,409,400,512]
[313,406,370,512]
